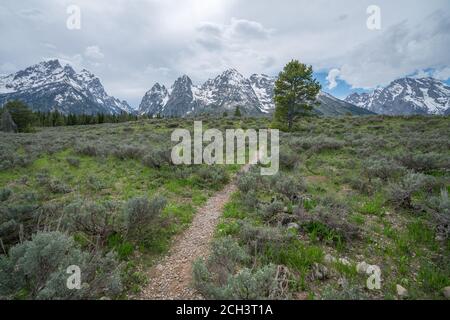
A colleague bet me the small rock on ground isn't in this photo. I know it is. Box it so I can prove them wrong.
[442,286,450,299]
[396,284,408,298]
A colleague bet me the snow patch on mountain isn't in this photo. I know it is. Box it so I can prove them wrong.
[139,69,270,116]
[139,69,373,117]
[0,59,133,115]
[345,77,450,115]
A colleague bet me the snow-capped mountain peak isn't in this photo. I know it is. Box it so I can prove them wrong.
[138,69,373,117]
[138,83,169,116]
[0,59,134,115]
[249,73,276,113]
[345,77,450,115]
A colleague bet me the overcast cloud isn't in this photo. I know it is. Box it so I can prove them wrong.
[0,0,449,107]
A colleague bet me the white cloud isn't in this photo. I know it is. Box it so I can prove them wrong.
[326,68,340,89]
[54,53,84,70]
[1,0,449,107]
[335,11,450,88]
[227,18,272,40]
[411,69,431,79]
[84,46,104,60]
[0,62,17,74]
[432,67,450,81]
[182,17,276,81]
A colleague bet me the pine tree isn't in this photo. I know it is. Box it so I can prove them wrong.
[3,100,36,132]
[234,106,242,117]
[273,60,321,130]
[0,108,18,133]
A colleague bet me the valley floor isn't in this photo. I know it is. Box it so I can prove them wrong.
[0,115,449,300]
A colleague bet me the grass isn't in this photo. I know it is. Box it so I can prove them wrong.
[1,115,449,299]
[0,117,274,298]
[205,115,450,300]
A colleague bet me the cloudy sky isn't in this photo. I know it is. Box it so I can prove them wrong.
[1,0,449,107]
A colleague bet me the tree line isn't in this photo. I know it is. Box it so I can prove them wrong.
[0,100,140,132]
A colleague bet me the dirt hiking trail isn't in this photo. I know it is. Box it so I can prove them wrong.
[139,162,254,300]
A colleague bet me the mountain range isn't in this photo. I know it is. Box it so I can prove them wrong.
[1,60,449,117]
[138,69,374,117]
[345,77,450,115]
[0,60,133,115]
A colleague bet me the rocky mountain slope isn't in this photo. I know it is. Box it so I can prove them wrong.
[139,69,373,117]
[0,60,133,115]
[345,77,450,115]
[315,92,375,116]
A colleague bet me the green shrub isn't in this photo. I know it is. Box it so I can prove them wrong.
[35,170,50,185]
[241,190,259,210]
[344,176,377,195]
[223,264,282,299]
[192,238,287,299]
[75,144,101,157]
[64,200,118,245]
[192,236,249,294]
[0,231,122,299]
[364,157,406,181]
[279,146,300,169]
[274,174,306,199]
[66,157,80,168]
[427,188,450,238]
[113,145,144,160]
[0,203,39,247]
[0,188,12,202]
[290,135,345,152]
[142,149,171,168]
[237,171,260,193]
[239,222,288,251]
[320,282,369,300]
[86,175,106,191]
[261,201,284,221]
[123,196,166,238]
[48,179,72,194]
[194,166,229,189]
[396,152,449,172]
[386,173,437,209]
[294,204,360,243]
[208,236,249,277]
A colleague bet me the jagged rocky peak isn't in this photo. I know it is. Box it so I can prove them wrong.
[249,73,275,84]
[77,68,97,81]
[345,77,450,115]
[173,75,193,90]
[0,59,134,115]
[151,82,167,92]
[41,59,62,69]
[138,68,373,117]
[249,74,276,113]
[138,82,169,116]
[219,68,245,81]
[26,59,63,74]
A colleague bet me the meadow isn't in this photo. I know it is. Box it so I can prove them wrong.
[193,115,450,299]
[0,115,449,299]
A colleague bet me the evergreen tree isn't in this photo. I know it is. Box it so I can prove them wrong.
[0,108,18,133]
[234,106,242,117]
[273,60,321,130]
[3,100,36,132]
